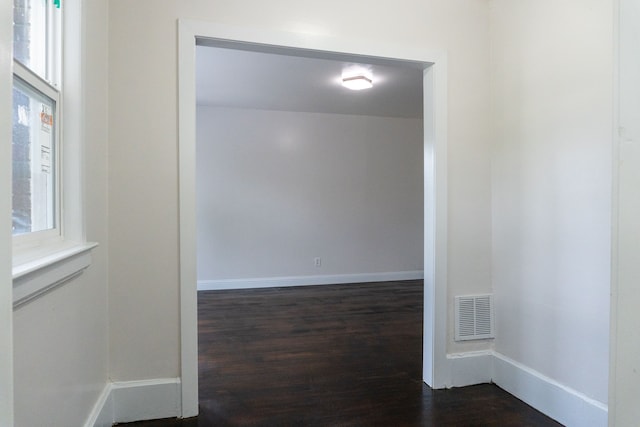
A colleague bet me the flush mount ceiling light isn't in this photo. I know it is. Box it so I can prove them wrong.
[341,71,373,90]
[342,74,373,90]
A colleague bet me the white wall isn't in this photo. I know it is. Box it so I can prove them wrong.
[0,0,14,424]
[610,0,640,424]
[490,0,612,412]
[196,106,423,283]
[3,1,632,425]
[11,0,111,425]
[108,0,493,382]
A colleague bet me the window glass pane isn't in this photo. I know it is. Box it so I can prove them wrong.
[13,0,49,81]
[12,77,56,236]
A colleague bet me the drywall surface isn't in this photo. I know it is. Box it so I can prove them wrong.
[12,0,110,424]
[13,269,109,426]
[196,107,423,282]
[490,0,612,405]
[108,0,493,380]
[610,0,640,424]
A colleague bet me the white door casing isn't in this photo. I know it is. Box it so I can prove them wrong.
[177,20,449,417]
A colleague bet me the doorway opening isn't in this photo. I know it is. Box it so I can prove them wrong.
[178,21,448,418]
[195,43,424,290]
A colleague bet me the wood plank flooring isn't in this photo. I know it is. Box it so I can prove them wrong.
[121,280,562,426]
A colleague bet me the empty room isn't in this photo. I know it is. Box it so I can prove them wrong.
[4,1,637,426]
[194,44,428,424]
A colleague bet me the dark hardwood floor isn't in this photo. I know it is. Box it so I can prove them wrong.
[121,280,562,426]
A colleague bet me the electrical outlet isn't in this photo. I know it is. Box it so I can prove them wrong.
[314,257,322,267]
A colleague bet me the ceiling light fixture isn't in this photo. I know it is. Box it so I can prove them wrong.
[342,74,373,90]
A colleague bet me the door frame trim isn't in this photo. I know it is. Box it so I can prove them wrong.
[177,20,449,417]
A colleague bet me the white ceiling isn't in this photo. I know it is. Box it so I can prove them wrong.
[196,44,425,119]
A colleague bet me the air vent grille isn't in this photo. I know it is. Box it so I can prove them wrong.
[455,294,494,341]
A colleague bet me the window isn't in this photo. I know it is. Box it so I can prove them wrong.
[12,66,58,237]
[12,0,61,243]
[11,0,96,307]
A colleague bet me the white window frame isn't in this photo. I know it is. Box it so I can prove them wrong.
[12,60,62,253]
[12,0,96,308]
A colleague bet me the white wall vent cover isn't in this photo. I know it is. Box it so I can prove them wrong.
[455,294,494,341]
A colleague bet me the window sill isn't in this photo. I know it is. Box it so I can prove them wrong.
[12,242,98,308]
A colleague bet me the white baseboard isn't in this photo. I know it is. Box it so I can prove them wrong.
[492,352,607,427]
[447,350,493,387]
[83,383,113,427]
[197,270,424,291]
[442,350,607,427]
[84,378,182,426]
[81,347,605,427]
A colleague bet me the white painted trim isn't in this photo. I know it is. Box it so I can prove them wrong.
[178,20,200,419]
[111,378,182,424]
[0,0,13,423]
[11,0,92,306]
[447,350,493,387]
[422,53,449,389]
[80,356,607,427]
[178,20,449,416]
[445,350,607,426]
[492,352,608,427]
[12,242,98,308]
[84,378,182,426]
[83,383,113,427]
[197,271,424,291]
